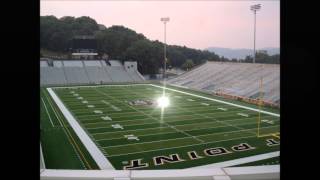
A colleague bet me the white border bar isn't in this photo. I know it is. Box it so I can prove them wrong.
[40,143,46,170]
[47,88,114,170]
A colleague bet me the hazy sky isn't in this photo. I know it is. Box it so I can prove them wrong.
[40,0,280,50]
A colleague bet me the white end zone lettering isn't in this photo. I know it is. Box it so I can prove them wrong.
[153,154,185,166]
[231,143,255,152]
[204,147,231,156]
[187,151,204,160]
[266,139,280,146]
[123,159,149,170]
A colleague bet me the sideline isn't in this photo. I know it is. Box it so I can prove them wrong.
[151,84,280,117]
[47,88,114,170]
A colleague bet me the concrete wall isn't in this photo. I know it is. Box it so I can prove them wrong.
[40,165,279,180]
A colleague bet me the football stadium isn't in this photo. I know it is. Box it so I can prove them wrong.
[40,60,280,179]
[40,1,280,180]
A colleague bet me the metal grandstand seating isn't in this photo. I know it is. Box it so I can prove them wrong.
[83,60,112,84]
[40,61,48,67]
[40,59,145,86]
[53,60,63,67]
[168,61,280,104]
[105,66,133,82]
[40,67,67,85]
[63,61,90,84]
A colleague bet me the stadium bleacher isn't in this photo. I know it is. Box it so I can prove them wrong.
[63,61,90,84]
[40,61,48,67]
[40,59,144,86]
[124,61,144,81]
[40,66,68,85]
[42,59,279,104]
[168,61,280,105]
[109,60,123,66]
[105,66,133,82]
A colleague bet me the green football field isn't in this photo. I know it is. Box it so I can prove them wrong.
[40,83,280,170]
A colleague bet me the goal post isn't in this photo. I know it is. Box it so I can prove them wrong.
[257,77,280,139]
[257,77,263,137]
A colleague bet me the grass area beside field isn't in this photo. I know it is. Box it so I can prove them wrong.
[40,88,99,169]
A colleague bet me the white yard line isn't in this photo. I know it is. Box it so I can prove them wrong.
[104,125,278,157]
[101,125,278,149]
[47,88,114,170]
[189,151,280,169]
[43,91,86,169]
[91,116,279,138]
[75,110,153,118]
[43,91,63,127]
[71,101,248,118]
[52,84,280,161]
[77,105,270,124]
[94,88,205,143]
[218,107,228,111]
[150,84,280,117]
[61,102,232,113]
[106,134,258,157]
[102,135,198,148]
[237,113,249,117]
[122,87,207,143]
[85,117,219,130]
[86,114,267,131]
[100,100,122,111]
[95,124,278,142]
[41,97,55,127]
[73,107,252,122]
[196,111,257,136]
[170,98,260,137]
[51,83,149,89]
[82,117,154,125]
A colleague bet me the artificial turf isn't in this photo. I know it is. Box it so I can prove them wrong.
[41,83,280,170]
[40,89,99,169]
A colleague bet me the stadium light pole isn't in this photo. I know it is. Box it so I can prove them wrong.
[161,17,169,81]
[251,4,263,136]
[250,4,261,64]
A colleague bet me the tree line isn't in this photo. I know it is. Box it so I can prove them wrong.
[41,15,279,74]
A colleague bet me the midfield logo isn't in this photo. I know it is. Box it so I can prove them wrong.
[128,99,155,107]
[123,142,256,170]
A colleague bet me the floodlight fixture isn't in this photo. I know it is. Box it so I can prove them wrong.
[160,17,170,81]
[160,17,170,23]
[250,4,261,64]
[250,4,261,12]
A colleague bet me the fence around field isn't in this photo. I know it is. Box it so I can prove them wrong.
[40,165,279,180]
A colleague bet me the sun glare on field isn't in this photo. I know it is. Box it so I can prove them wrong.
[157,96,170,108]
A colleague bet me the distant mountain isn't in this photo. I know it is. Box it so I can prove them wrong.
[205,47,280,60]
